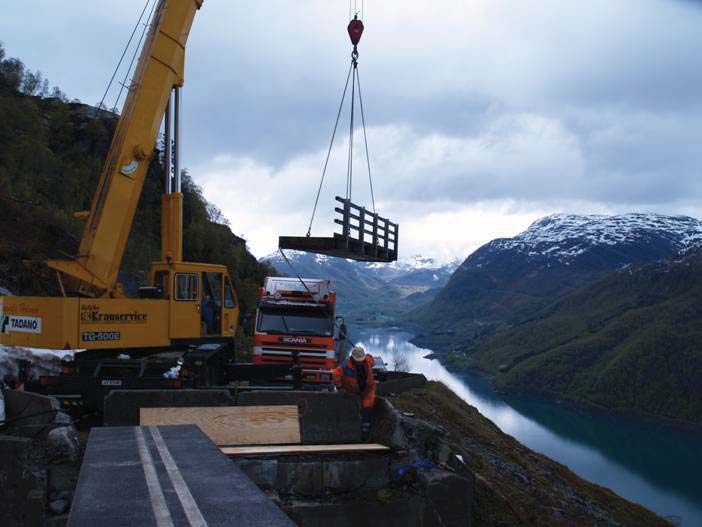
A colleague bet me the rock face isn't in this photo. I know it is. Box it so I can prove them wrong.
[0,391,84,526]
[47,426,81,463]
[0,436,46,527]
[412,213,702,349]
[391,382,668,527]
[2,389,60,428]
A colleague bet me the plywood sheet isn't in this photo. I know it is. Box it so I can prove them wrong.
[139,406,300,446]
[220,443,391,456]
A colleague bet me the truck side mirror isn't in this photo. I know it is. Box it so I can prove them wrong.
[335,317,347,341]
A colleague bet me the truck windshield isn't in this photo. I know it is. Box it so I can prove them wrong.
[257,308,334,337]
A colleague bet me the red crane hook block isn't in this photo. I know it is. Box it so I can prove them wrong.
[348,17,364,46]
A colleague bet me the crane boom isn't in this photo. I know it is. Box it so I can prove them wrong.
[1,0,239,360]
[47,0,203,297]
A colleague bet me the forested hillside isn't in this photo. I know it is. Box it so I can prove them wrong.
[0,43,270,312]
[453,248,702,425]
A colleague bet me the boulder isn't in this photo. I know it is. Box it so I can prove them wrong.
[234,458,278,490]
[369,398,409,450]
[48,499,68,515]
[0,436,46,527]
[276,461,322,496]
[321,456,390,492]
[376,373,427,396]
[417,468,474,527]
[47,426,81,463]
[48,464,80,494]
[2,389,59,426]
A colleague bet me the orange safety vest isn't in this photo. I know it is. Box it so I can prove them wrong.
[332,355,376,409]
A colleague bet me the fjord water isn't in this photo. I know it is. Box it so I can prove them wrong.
[355,328,702,526]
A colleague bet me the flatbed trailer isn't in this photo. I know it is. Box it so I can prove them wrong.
[19,345,388,414]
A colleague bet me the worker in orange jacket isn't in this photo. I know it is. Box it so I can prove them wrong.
[332,345,376,440]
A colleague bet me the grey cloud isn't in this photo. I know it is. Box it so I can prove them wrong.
[4,0,702,256]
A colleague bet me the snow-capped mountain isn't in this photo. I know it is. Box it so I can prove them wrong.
[261,251,458,321]
[493,213,702,261]
[411,213,702,350]
[365,255,460,286]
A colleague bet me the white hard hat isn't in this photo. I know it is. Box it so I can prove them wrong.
[351,345,366,362]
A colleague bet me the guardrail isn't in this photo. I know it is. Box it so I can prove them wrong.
[334,196,398,261]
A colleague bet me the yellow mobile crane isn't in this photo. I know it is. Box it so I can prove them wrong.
[0,0,241,354]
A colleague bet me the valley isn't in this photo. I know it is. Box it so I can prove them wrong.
[272,214,702,429]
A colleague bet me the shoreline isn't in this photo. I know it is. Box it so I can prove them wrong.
[447,357,702,438]
[384,327,702,437]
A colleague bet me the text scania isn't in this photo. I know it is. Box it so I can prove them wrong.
[279,336,311,344]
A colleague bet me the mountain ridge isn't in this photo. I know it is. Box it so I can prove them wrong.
[262,250,459,323]
[454,245,702,425]
[410,212,702,350]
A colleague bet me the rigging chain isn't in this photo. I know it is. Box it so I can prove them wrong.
[306,34,377,235]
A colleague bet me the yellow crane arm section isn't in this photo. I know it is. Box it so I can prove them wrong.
[47,0,203,297]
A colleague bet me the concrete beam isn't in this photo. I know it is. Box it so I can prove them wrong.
[238,391,362,444]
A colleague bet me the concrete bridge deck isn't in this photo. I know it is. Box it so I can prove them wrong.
[68,425,295,527]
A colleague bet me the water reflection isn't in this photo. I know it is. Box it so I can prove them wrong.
[355,327,702,526]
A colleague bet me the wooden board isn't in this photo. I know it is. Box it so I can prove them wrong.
[220,443,391,456]
[139,406,301,446]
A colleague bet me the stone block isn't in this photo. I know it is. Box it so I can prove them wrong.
[49,499,69,515]
[376,373,427,396]
[3,389,59,425]
[417,468,474,527]
[238,391,361,444]
[276,461,322,496]
[284,497,424,527]
[0,436,46,527]
[369,397,408,450]
[43,516,69,527]
[48,464,80,494]
[234,458,278,489]
[103,389,235,426]
[322,455,390,492]
[47,426,82,463]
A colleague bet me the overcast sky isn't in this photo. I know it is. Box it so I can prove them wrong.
[4,0,702,262]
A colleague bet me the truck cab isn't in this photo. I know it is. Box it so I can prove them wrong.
[252,277,337,384]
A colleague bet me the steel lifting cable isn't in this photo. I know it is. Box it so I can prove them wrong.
[113,0,158,112]
[346,55,356,201]
[278,248,356,347]
[307,17,378,233]
[355,66,376,213]
[94,0,152,118]
[306,62,354,237]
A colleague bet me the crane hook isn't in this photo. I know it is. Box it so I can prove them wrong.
[347,15,364,46]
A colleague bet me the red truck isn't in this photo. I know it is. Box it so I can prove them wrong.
[252,277,341,385]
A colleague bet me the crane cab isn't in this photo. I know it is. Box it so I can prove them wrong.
[0,262,239,352]
[146,261,240,343]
